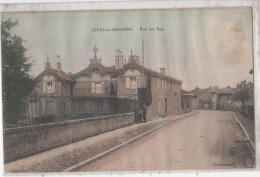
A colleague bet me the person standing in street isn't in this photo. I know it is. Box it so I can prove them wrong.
[142,104,147,123]
[134,104,140,124]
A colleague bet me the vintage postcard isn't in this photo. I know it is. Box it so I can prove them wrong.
[0,1,258,175]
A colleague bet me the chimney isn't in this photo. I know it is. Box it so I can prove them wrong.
[57,61,62,71]
[115,50,124,69]
[160,68,165,75]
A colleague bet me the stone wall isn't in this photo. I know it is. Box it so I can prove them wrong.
[3,112,135,163]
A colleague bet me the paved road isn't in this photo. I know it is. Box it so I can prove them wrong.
[78,110,254,172]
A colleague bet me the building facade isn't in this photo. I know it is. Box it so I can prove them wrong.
[112,61,182,118]
[31,58,75,97]
[181,89,198,113]
[31,46,182,119]
[72,50,117,97]
[190,88,214,110]
[212,81,254,118]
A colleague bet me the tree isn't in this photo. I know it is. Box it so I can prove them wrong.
[1,18,35,124]
[138,75,152,106]
[233,88,249,107]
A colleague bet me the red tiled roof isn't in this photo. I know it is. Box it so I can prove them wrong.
[108,65,119,71]
[108,64,128,71]
[51,69,74,82]
[34,68,74,82]
[112,62,182,85]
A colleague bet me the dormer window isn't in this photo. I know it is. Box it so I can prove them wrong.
[126,77,137,89]
[43,81,55,93]
[130,77,137,88]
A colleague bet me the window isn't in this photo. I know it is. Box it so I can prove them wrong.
[162,80,164,90]
[170,99,172,111]
[158,98,161,114]
[126,77,137,89]
[43,82,55,93]
[92,82,104,93]
[130,77,137,88]
[158,78,162,89]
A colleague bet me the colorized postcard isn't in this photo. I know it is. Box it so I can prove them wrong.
[0,1,258,174]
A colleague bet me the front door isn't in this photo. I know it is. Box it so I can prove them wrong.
[165,98,167,116]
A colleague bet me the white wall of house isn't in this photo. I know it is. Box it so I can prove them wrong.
[76,76,90,82]
[101,74,111,81]
[74,71,114,95]
[124,69,141,76]
[42,75,55,82]
[42,75,56,93]
[91,71,101,81]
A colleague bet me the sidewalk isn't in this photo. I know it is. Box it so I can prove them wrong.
[5,111,197,173]
[233,112,255,143]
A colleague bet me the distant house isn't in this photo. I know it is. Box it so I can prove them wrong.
[31,58,75,96]
[213,86,236,111]
[181,89,198,113]
[190,88,214,110]
[212,81,254,118]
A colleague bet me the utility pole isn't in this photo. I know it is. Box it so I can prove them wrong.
[141,39,145,88]
[142,39,144,67]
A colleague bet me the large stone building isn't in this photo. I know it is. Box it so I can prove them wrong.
[112,61,182,118]
[32,45,182,118]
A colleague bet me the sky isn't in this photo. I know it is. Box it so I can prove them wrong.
[1,8,253,90]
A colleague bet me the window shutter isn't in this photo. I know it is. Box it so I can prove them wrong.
[102,82,104,93]
[91,82,95,93]
[158,98,160,114]
[52,82,55,92]
[126,77,130,88]
[163,80,164,90]
[43,82,46,93]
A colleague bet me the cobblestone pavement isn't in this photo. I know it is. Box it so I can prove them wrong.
[78,110,254,172]
[5,112,196,173]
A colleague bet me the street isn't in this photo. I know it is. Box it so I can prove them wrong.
[77,110,254,171]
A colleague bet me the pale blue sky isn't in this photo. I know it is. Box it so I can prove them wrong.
[2,8,253,90]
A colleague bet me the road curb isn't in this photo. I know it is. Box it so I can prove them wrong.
[63,112,198,172]
[229,111,255,158]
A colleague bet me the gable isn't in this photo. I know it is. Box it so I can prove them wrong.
[76,76,90,82]
[91,70,101,81]
[42,75,56,82]
[124,69,141,76]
